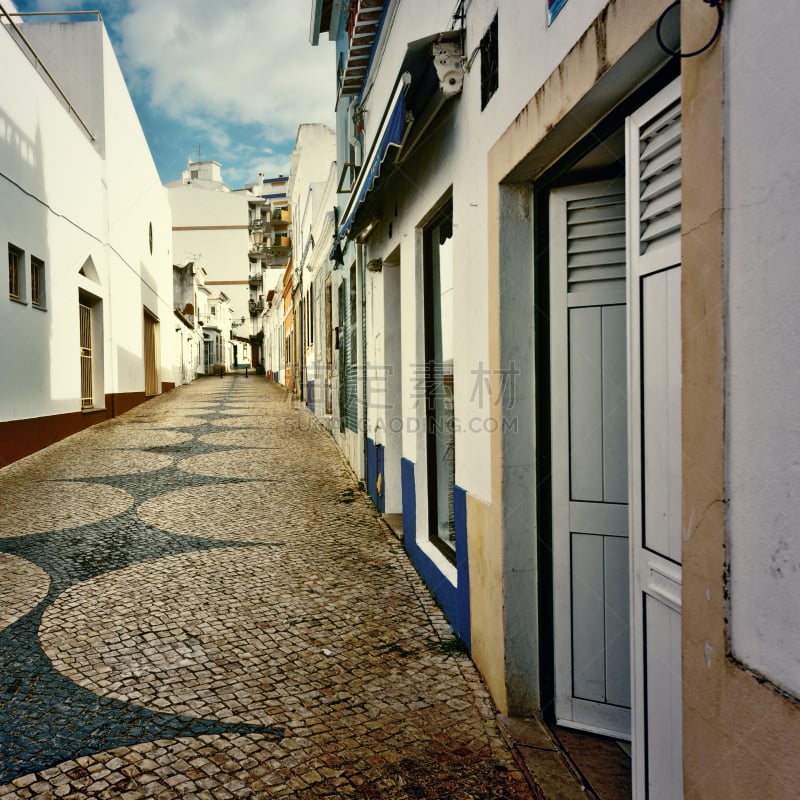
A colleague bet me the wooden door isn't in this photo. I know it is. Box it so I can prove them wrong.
[144,311,159,396]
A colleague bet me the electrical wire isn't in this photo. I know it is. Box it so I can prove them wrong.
[656,0,724,58]
[0,168,174,309]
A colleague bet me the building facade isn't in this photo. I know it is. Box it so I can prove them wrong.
[241,174,290,370]
[311,1,800,798]
[286,124,336,412]
[166,161,251,325]
[0,10,175,467]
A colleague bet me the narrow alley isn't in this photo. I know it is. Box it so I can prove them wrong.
[0,376,530,799]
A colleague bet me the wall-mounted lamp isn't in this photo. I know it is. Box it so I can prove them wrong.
[356,218,380,243]
[367,258,383,272]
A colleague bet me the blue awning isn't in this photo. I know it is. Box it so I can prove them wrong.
[330,77,409,258]
[328,31,462,261]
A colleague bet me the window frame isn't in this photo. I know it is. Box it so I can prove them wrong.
[30,255,46,309]
[422,198,457,563]
[480,13,499,111]
[8,243,25,303]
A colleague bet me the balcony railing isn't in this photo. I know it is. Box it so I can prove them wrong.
[264,244,292,259]
[248,273,263,286]
[249,299,265,315]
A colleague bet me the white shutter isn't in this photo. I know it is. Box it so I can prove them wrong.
[566,192,627,295]
[638,98,681,254]
[551,180,630,740]
[627,77,683,800]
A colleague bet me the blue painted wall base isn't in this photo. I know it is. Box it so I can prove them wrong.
[400,458,471,651]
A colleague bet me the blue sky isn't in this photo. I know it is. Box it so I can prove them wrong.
[10,0,336,188]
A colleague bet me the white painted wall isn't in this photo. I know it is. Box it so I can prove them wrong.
[287,123,336,406]
[0,18,174,422]
[100,27,175,392]
[725,1,800,699]
[168,183,250,322]
[353,0,613,505]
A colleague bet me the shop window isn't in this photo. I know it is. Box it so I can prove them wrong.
[423,199,456,558]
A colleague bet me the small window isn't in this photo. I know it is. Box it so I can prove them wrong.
[190,170,199,179]
[480,14,499,111]
[210,304,216,316]
[148,222,153,255]
[548,0,569,25]
[8,244,24,302]
[31,256,46,308]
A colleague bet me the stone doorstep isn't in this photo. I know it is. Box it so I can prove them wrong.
[381,513,403,541]
[497,715,599,800]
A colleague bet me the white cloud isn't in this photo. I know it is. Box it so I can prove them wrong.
[117,0,336,141]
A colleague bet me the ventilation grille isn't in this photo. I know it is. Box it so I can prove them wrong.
[639,99,681,254]
[566,193,626,294]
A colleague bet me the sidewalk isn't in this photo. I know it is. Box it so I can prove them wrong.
[0,376,533,799]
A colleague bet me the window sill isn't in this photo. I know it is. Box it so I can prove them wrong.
[9,296,27,306]
[32,303,47,312]
[416,536,458,586]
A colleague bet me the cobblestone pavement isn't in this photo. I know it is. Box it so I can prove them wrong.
[0,377,531,799]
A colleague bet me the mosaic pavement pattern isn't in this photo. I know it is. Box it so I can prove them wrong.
[0,377,530,799]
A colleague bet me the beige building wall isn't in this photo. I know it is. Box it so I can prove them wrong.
[681,3,800,798]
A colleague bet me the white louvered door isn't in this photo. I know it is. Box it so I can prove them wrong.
[550,180,631,738]
[627,78,683,800]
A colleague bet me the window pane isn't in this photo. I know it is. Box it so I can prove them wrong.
[425,204,456,557]
[8,246,21,299]
[31,257,44,307]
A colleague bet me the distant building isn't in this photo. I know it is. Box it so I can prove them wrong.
[171,261,238,380]
[286,124,337,412]
[166,160,251,325]
[0,10,175,466]
[235,173,292,369]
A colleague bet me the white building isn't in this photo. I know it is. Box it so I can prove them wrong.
[172,262,202,385]
[166,161,250,324]
[286,124,336,411]
[0,9,175,466]
[235,173,291,368]
[312,1,800,798]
